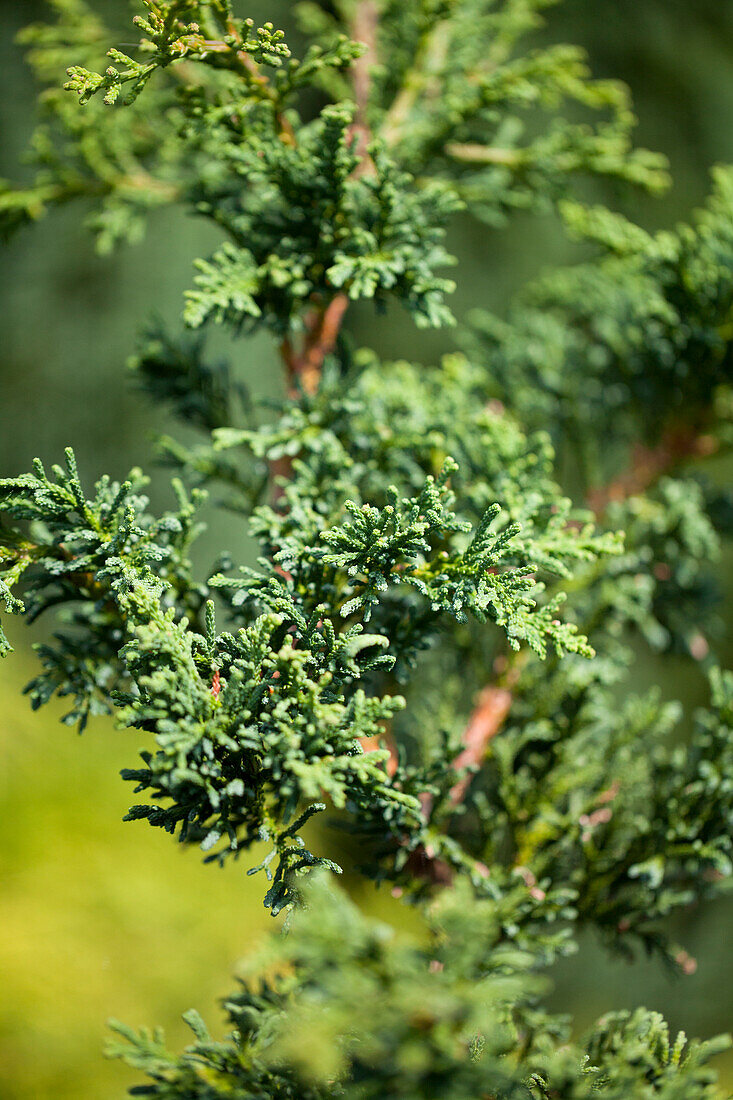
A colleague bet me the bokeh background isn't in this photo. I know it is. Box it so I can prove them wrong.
[1,2,733,1096]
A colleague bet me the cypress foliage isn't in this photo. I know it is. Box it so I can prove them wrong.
[1,2,732,1095]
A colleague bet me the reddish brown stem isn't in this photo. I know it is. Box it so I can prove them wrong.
[350,1,380,173]
[280,294,350,398]
[352,2,379,119]
[448,686,513,806]
[274,6,376,406]
[587,426,718,515]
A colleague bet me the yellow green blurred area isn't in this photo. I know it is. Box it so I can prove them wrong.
[0,645,272,1099]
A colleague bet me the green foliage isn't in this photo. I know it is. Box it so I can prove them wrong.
[0,450,422,912]
[0,450,206,722]
[106,873,729,1098]
[213,453,604,657]
[2,1,733,1097]
[2,0,667,314]
[467,165,733,475]
[64,6,291,107]
[473,660,733,958]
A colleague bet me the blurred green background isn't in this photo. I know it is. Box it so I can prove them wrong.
[1,2,733,1097]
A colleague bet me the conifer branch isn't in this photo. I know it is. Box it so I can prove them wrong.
[275,2,381,402]
[446,416,721,822]
[3,4,733,1094]
[444,141,522,166]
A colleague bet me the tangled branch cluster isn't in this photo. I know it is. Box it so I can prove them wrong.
[2,2,733,1096]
